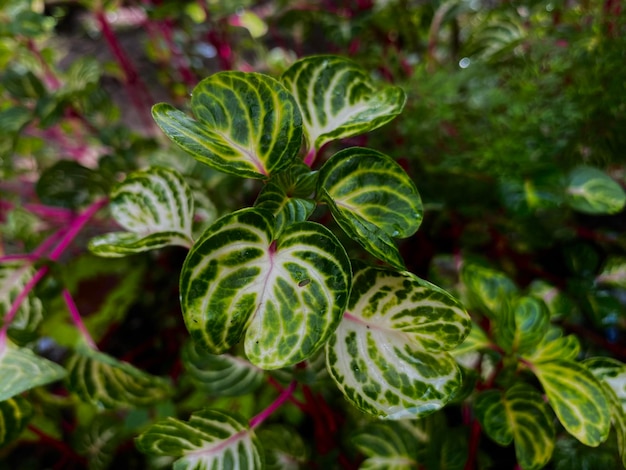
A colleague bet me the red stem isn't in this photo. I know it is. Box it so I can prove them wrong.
[62,289,97,349]
[464,416,482,470]
[249,380,297,429]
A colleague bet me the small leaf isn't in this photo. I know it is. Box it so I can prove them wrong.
[257,425,307,470]
[474,384,555,470]
[65,344,172,409]
[318,147,423,269]
[281,55,406,151]
[74,415,125,470]
[136,408,263,469]
[460,263,518,319]
[181,341,264,396]
[523,327,580,363]
[326,265,470,419]
[352,421,419,469]
[596,257,626,289]
[451,321,491,356]
[153,72,302,179]
[565,166,626,215]
[531,360,611,447]
[89,167,194,256]
[494,296,549,355]
[181,208,351,369]
[528,280,576,320]
[0,396,33,448]
[36,160,105,209]
[0,344,66,401]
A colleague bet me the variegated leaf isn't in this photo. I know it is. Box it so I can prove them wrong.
[451,321,491,356]
[494,296,549,355]
[474,384,555,470]
[326,265,470,419]
[528,280,575,320]
[352,421,419,470]
[181,208,351,370]
[596,257,626,289]
[65,344,172,409]
[584,357,626,467]
[74,415,125,470]
[89,167,194,257]
[152,72,302,179]
[523,326,580,363]
[318,147,422,270]
[531,359,610,447]
[281,55,406,152]
[181,341,264,396]
[135,408,263,469]
[0,261,43,345]
[460,263,518,319]
[257,425,307,470]
[0,395,32,448]
[565,166,626,215]
[0,344,66,401]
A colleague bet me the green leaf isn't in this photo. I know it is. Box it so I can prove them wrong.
[565,166,626,215]
[73,415,125,470]
[523,327,580,363]
[474,384,555,470]
[180,207,351,369]
[36,160,105,209]
[1,68,46,99]
[0,106,32,134]
[136,408,263,470]
[451,321,491,356]
[257,425,307,470]
[281,55,406,151]
[596,257,626,289]
[65,344,172,409]
[89,167,194,257]
[460,263,518,318]
[494,296,549,355]
[326,265,470,419]
[0,261,43,345]
[318,147,423,269]
[352,421,419,469]
[0,395,32,448]
[0,344,66,401]
[531,360,611,447]
[181,341,264,396]
[528,280,576,321]
[152,72,302,179]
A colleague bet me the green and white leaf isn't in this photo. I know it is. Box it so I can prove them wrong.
[65,344,172,409]
[584,357,626,467]
[281,55,406,152]
[326,265,470,419]
[523,326,580,363]
[494,296,549,355]
[352,421,419,469]
[318,147,422,269]
[89,167,194,257]
[153,72,302,179]
[181,208,351,370]
[181,341,264,396]
[257,425,307,470]
[532,359,610,447]
[528,280,576,320]
[474,384,555,470]
[74,415,125,470]
[0,395,32,448]
[596,256,626,289]
[451,321,491,356]
[565,166,626,215]
[460,263,518,319]
[0,261,43,345]
[0,344,66,401]
[136,408,263,470]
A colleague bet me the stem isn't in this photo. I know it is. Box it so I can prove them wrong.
[249,380,297,429]
[464,416,482,470]
[62,289,97,349]
[304,148,317,167]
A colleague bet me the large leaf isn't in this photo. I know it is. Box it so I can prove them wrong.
[0,344,66,401]
[0,261,43,345]
[281,55,406,152]
[180,208,351,369]
[326,265,470,419]
[181,341,264,396]
[0,395,32,448]
[531,360,610,447]
[460,263,518,319]
[89,167,194,257]
[152,72,302,179]
[565,166,626,215]
[318,147,423,269]
[136,408,263,470]
[352,421,420,469]
[65,344,172,409]
[494,296,549,355]
[474,384,555,470]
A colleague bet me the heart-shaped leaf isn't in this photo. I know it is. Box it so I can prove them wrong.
[136,408,263,469]
[152,72,302,179]
[475,384,555,470]
[65,344,172,409]
[0,262,43,345]
[281,55,406,152]
[181,341,264,396]
[326,265,470,419]
[318,147,422,269]
[494,296,549,355]
[531,359,610,447]
[89,167,194,257]
[352,421,419,469]
[565,166,626,215]
[0,395,32,448]
[181,208,351,369]
[0,344,66,401]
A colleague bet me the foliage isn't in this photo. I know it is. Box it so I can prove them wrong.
[1,0,626,469]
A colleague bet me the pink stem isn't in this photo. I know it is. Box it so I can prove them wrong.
[62,289,97,349]
[304,148,317,167]
[249,380,297,429]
